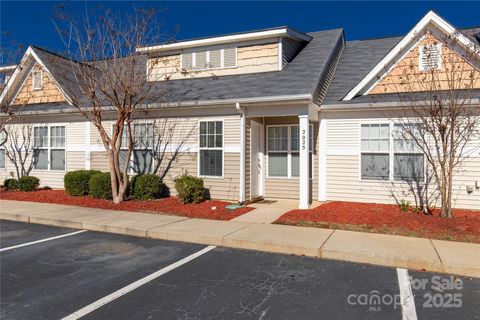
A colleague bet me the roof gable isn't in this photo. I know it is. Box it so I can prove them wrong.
[368,33,480,95]
[0,46,72,106]
[343,11,480,101]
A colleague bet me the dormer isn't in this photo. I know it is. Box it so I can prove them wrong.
[137,27,311,81]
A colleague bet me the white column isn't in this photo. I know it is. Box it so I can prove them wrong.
[318,115,327,201]
[239,112,246,203]
[298,115,310,209]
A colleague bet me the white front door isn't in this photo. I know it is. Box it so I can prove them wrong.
[250,121,264,198]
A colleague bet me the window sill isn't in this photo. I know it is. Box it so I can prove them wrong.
[199,175,224,180]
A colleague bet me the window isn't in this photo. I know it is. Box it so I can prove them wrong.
[181,47,237,71]
[393,125,424,181]
[32,69,43,90]
[33,125,65,170]
[116,123,154,174]
[267,125,313,178]
[360,124,390,180]
[419,44,442,71]
[360,123,425,182]
[0,131,6,169]
[199,121,223,177]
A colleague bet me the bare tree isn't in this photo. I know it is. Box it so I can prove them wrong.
[4,124,36,177]
[379,30,480,218]
[151,119,196,180]
[53,7,178,203]
[0,39,27,146]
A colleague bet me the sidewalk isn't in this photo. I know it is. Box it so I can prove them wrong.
[1,199,478,278]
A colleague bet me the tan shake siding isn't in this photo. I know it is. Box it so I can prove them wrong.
[12,64,66,105]
[148,42,279,81]
[324,113,480,210]
[263,117,319,201]
[370,33,480,95]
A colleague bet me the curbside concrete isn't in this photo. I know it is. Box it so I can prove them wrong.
[1,199,479,278]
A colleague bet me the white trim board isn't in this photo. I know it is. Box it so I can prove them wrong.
[343,10,480,101]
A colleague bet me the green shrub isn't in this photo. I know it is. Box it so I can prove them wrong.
[89,172,113,200]
[174,172,205,204]
[398,200,411,212]
[3,178,18,190]
[17,176,40,192]
[64,170,101,196]
[133,174,165,200]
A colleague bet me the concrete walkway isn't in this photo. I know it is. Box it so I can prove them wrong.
[1,199,478,278]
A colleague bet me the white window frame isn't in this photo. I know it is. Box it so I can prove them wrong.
[181,47,237,71]
[266,124,314,179]
[111,122,155,175]
[33,124,67,172]
[358,122,426,183]
[32,69,44,90]
[198,119,224,179]
[419,43,442,72]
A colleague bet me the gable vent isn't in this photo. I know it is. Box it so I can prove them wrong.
[419,44,442,71]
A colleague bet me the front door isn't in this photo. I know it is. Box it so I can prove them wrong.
[250,120,264,198]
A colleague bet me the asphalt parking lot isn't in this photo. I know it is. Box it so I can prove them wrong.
[1,220,478,320]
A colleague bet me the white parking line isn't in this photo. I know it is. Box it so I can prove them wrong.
[61,245,217,320]
[0,230,88,252]
[397,268,418,320]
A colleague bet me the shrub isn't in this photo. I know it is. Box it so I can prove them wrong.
[89,172,113,200]
[64,170,101,196]
[398,200,411,212]
[174,172,205,204]
[133,174,165,200]
[3,178,18,190]
[17,176,40,192]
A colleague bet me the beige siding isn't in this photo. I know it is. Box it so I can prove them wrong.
[263,117,319,201]
[370,33,480,95]
[148,42,279,81]
[324,113,480,210]
[0,122,87,189]
[12,64,66,105]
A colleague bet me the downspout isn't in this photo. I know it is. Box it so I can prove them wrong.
[236,102,246,204]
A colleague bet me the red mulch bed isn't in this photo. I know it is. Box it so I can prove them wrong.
[276,201,480,243]
[0,189,253,221]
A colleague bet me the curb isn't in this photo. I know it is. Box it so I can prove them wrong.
[1,211,479,278]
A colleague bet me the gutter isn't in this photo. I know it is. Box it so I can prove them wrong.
[321,98,480,111]
[236,102,246,204]
[2,93,313,117]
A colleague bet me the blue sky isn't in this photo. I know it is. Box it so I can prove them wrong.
[1,1,479,55]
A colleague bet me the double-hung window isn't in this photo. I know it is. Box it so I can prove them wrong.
[267,125,313,178]
[360,123,425,182]
[117,123,154,174]
[199,121,223,177]
[0,131,6,169]
[393,124,424,181]
[360,124,390,180]
[33,125,65,170]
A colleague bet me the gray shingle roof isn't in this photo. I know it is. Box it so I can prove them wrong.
[323,27,480,106]
[19,29,343,111]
